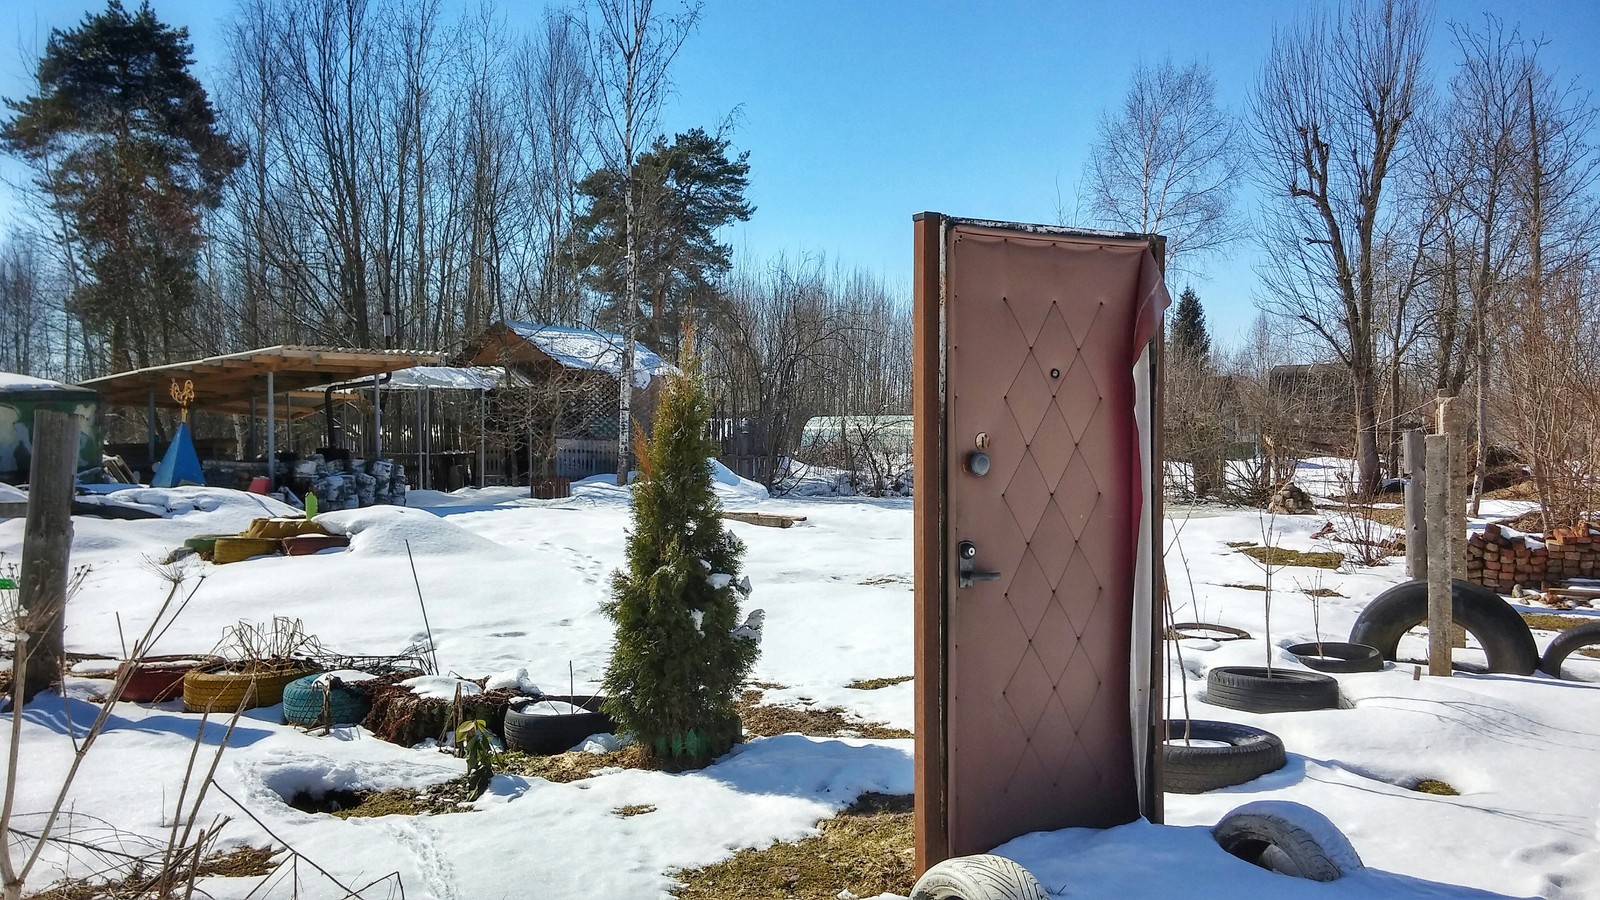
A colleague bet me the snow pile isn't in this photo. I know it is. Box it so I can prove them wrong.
[708,458,770,505]
[516,699,586,716]
[485,667,541,695]
[578,732,627,753]
[317,505,504,555]
[0,482,25,503]
[315,670,377,687]
[401,675,484,700]
[98,485,296,519]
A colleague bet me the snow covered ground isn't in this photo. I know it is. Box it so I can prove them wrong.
[1,462,1597,899]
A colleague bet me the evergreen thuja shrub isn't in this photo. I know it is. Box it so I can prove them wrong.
[602,360,758,765]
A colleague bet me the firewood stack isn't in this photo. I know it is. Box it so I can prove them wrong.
[1466,521,1600,592]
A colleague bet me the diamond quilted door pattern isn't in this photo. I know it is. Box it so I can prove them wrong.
[945,230,1144,856]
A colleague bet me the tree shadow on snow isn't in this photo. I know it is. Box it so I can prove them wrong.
[1000,818,1527,899]
[702,734,913,802]
[21,693,272,747]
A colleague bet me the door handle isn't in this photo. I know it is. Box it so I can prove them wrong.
[957,540,1001,589]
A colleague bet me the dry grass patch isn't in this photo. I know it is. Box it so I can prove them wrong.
[1301,586,1346,598]
[502,744,666,783]
[30,846,280,898]
[672,793,914,900]
[738,691,911,740]
[288,779,480,818]
[1413,779,1460,796]
[192,845,280,878]
[1221,583,1268,592]
[616,804,657,818]
[1225,540,1258,548]
[1520,612,1594,633]
[1239,546,1344,569]
[846,676,912,690]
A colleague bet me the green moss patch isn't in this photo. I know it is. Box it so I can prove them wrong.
[671,793,914,899]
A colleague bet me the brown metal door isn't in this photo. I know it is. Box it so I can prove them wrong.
[913,214,1167,867]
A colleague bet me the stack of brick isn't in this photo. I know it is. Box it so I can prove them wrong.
[1544,522,1599,582]
[1465,521,1600,591]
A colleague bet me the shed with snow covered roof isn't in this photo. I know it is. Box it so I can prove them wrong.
[461,322,675,482]
[0,373,103,485]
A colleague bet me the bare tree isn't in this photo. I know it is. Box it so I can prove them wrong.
[1252,0,1431,496]
[1497,269,1600,531]
[586,0,699,484]
[1085,57,1244,272]
[517,10,592,325]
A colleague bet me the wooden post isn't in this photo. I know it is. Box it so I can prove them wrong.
[266,370,276,488]
[1403,429,1427,581]
[1426,433,1453,677]
[18,410,79,701]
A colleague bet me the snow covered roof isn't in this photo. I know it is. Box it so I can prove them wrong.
[380,365,529,392]
[502,322,674,390]
[0,372,86,392]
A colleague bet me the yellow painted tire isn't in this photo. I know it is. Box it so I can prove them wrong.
[183,667,318,713]
[212,537,283,565]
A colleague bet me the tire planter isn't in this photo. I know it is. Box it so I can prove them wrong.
[211,537,283,565]
[1212,800,1364,882]
[503,695,617,755]
[1163,719,1287,793]
[910,854,1049,900]
[1348,579,1539,675]
[1206,666,1340,713]
[116,655,223,703]
[282,674,371,726]
[1285,642,1383,674]
[1171,622,1251,642]
[183,665,320,713]
[282,534,351,556]
[1539,621,1600,679]
[182,535,231,556]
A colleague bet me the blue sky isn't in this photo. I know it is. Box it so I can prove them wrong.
[4,1,1599,347]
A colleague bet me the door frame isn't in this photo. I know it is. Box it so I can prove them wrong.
[912,212,1167,872]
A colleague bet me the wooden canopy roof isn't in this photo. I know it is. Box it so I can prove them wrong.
[82,345,442,412]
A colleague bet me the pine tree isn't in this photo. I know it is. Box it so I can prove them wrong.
[1,0,243,371]
[1169,286,1211,360]
[570,127,754,356]
[602,351,757,764]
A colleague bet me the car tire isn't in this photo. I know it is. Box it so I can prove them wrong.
[503,695,617,755]
[1285,642,1383,673]
[1205,666,1340,713]
[910,854,1049,900]
[1163,719,1287,794]
[1539,621,1600,679]
[282,674,371,727]
[1213,800,1363,882]
[1348,579,1539,675]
